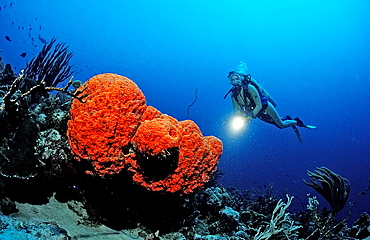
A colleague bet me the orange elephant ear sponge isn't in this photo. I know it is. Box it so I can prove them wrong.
[129,118,223,194]
[67,73,223,194]
[67,73,147,175]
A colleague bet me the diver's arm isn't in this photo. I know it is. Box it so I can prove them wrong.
[248,85,262,117]
[231,97,242,115]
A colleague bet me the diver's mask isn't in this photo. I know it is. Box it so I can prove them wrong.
[228,72,242,86]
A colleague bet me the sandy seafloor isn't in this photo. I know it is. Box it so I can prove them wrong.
[6,196,142,240]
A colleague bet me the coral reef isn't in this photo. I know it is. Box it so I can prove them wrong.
[350,212,370,238]
[253,195,300,240]
[159,185,370,240]
[67,73,223,194]
[0,52,369,239]
[0,39,82,180]
[172,186,300,240]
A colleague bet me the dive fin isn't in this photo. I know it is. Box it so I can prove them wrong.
[292,125,303,143]
[294,117,316,129]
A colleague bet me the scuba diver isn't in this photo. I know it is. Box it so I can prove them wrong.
[224,62,315,142]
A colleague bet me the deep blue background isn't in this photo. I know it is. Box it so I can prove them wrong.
[1,0,369,222]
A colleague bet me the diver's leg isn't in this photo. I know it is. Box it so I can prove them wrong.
[264,102,297,129]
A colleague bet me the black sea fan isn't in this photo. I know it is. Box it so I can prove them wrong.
[24,38,74,87]
[304,166,350,215]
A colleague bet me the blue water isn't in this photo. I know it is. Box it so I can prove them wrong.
[1,0,369,223]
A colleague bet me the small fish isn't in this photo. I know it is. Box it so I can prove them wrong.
[39,25,42,30]
[10,2,13,8]
[38,34,47,44]
[12,22,14,25]
[20,52,26,58]
[5,36,11,42]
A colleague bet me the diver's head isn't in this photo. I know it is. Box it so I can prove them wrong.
[228,71,243,86]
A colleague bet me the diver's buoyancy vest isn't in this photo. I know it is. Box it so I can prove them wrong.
[232,80,267,110]
[242,75,264,100]
[224,74,276,108]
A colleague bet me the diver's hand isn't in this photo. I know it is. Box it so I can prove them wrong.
[245,111,254,119]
